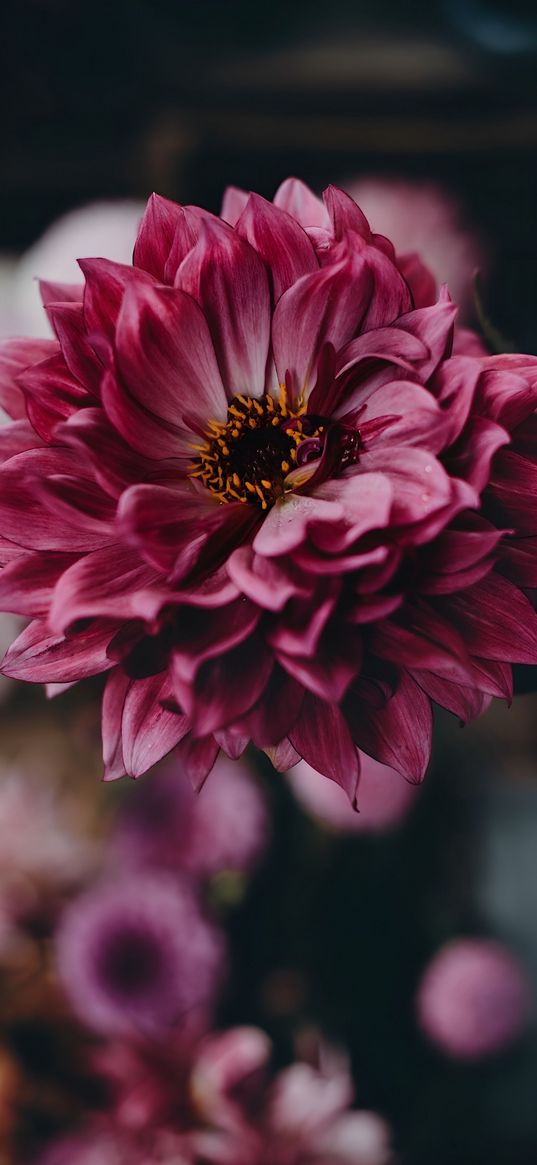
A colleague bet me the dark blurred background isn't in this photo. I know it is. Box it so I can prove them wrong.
[3,3,537,1163]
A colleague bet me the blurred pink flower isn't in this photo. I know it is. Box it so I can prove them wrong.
[56,872,226,1037]
[288,753,419,833]
[346,178,484,320]
[40,1026,393,1164]
[415,937,531,1059]
[111,752,269,878]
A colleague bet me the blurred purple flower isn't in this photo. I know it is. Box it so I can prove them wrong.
[111,753,269,878]
[288,753,419,834]
[56,872,226,1037]
[416,937,532,1059]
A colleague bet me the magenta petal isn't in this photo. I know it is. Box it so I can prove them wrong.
[132,193,185,279]
[101,369,189,459]
[446,574,537,664]
[393,297,458,381]
[289,693,360,805]
[58,408,170,499]
[46,302,103,394]
[490,450,537,534]
[253,494,345,558]
[409,669,491,723]
[227,546,310,611]
[347,671,433,784]
[117,483,254,577]
[102,668,129,780]
[176,220,271,398]
[323,184,371,241]
[39,280,83,307]
[19,353,91,441]
[237,193,318,300]
[0,337,57,419]
[2,619,116,682]
[0,448,113,551]
[174,636,273,736]
[79,258,154,340]
[115,282,227,429]
[175,734,220,792]
[265,738,301,772]
[0,551,78,617]
[239,666,304,747]
[271,254,373,399]
[0,421,43,464]
[49,545,161,633]
[121,674,189,778]
[220,185,250,226]
[273,179,330,229]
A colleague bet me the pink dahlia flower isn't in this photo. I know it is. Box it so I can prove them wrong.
[1,178,537,802]
[415,937,531,1060]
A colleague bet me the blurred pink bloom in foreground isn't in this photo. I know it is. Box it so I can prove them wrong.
[111,752,269,878]
[37,1026,393,1164]
[56,871,226,1037]
[346,178,484,320]
[416,937,531,1059]
[288,753,419,833]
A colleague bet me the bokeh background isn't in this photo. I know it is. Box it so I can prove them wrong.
[2,2,537,1162]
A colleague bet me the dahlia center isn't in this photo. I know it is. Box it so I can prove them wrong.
[190,390,322,509]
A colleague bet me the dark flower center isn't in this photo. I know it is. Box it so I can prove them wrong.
[98,926,164,999]
[190,390,323,509]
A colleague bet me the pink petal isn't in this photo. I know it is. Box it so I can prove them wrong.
[101,369,190,460]
[79,258,154,340]
[121,674,189,778]
[227,545,311,611]
[174,635,273,737]
[0,420,43,464]
[133,193,187,279]
[49,545,161,633]
[0,337,57,419]
[323,184,371,240]
[18,353,91,441]
[409,669,491,723]
[176,220,271,398]
[237,193,318,300]
[0,448,113,551]
[118,483,257,577]
[175,734,220,792]
[46,302,103,395]
[0,551,78,617]
[490,450,537,534]
[446,573,537,664]
[39,280,83,307]
[273,179,330,228]
[393,294,458,381]
[115,282,227,429]
[289,693,360,804]
[220,185,249,226]
[271,253,373,400]
[346,671,432,784]
[2,618,117,682]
